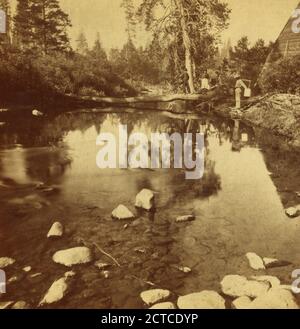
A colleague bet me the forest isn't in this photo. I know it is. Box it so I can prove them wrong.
[0,0,297,109]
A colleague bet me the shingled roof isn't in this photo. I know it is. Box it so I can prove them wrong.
[275,1,300,57]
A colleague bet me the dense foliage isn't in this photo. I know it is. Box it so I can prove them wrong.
[259,54,300,94]
[0,0,136,108]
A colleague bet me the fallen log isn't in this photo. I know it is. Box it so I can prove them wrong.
[67,89,218,105]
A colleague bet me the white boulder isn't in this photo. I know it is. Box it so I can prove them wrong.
[47,222,64,238]
[39,276,69,306]
[52,247,93,267]
[135,189,154,210]
[140,289,171,306]
[232,296,252,309]
[249,288,299,309]
[178,291,225,309]
[246,252,265,270]
[0,257,15,269]
[285,207,300,218]
[112,205,135,220]
[250,275,281,288]
[176,215,195,223]
[23,266,32,273]
[221,275,270,298]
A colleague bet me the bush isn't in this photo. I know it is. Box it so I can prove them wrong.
[259,55,300,94]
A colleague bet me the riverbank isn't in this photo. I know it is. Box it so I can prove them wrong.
[213,94,300,150]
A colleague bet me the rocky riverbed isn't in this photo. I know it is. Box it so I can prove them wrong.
[1,110,300,309]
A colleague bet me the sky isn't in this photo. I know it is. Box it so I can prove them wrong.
[10,0,300,50]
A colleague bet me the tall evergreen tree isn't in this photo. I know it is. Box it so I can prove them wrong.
[76,31,89,55]
[14,0,33,49]
[91,32,107,63]
[31,0,71,53]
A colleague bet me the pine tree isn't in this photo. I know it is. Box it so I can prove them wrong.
[76,32,89,55]
[31,0,71,53]
[14,0,33,49]
[91,32,107,63]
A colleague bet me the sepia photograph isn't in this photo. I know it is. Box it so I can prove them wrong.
[1,0,300,315]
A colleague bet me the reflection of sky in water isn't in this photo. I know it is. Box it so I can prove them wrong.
[1,112,300,307]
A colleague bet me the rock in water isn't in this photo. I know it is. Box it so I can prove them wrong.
[47,222,64,238]
[0,301,14,309]
[232,296,252,309]
[285,207,300,218]
[176,215,195,223]
[246,252,265,270]
[52,247,93,267]
[23,266,32,273]
[94,261,111,270]
[111,205,135,220]
[250,275,281,288]
[0,257,15,269]
[32,109,43,117]
[263,257,291,268]
[140,289,171,306]
[221,275,270,298]
[39,277,69,306]
[177,291,225,309]
[12,301,29,309]
[149,302,176,309]
[135,189,154,211]
[249,288,299,309]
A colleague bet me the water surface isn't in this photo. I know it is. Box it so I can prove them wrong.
[1,110,300,308]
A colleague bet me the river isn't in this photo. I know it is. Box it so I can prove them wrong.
[1,109,300,308]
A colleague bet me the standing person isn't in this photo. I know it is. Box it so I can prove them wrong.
[234,74,247,109]
[201,73,210,90]
[181,68,190,94]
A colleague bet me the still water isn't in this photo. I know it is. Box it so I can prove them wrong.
[1,110,300,308]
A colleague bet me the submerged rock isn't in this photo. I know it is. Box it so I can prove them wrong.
[52,247,93,267]
[177,291,225,309]
[249,288,299,309]
[140,289,171,306]
[176,215,195,223]
[39,276,70,306]
[232,296,252,309]
[112,205,135,220]
[246,252,265,270]
[94,261,111,271]
[47,222,64,238]
[135,189,154,211]
[149,302,176,309]
[221,275,270,298]
[0,257,15,269]
[102,270,110,279]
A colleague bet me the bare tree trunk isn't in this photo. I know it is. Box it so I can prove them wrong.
[175,0,195,93]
